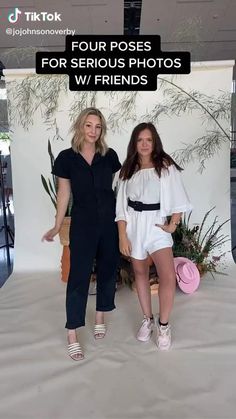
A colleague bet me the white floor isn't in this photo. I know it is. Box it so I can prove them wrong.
[0,266,236,419]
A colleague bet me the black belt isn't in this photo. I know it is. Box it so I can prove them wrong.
[128,198,160,212]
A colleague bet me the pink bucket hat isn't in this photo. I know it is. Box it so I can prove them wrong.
[174,257,200,294]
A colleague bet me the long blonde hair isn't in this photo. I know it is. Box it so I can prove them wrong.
[71,107,108,155]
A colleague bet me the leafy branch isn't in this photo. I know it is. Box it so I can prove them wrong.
[158,79,230,139]
[171,130,228,172]
[172,208,230,276]
[41,140,72,216]
[6,73,231,172]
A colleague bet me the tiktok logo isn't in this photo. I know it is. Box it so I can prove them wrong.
[8,7,22,23]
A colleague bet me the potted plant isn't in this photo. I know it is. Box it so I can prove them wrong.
[172,207,230,277]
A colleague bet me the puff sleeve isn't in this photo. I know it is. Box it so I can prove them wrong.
[115,178,129,222]
[160,165,193,217]
[52,150,70,179]
[108,148,122,173]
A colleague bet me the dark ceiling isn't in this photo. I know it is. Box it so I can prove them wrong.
[0,0,235,69]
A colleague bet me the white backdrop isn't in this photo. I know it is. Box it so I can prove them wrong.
[2,61,236,419]
[5,61,234,272]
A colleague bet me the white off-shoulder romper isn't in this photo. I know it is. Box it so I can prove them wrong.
[115,165,193,260]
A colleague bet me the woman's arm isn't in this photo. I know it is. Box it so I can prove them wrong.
[117,220,132,257]
[160,165,193,218]
[156,212,182,234]
[55,178,71,230]
[115,178,132,256]
[42,177,71,241]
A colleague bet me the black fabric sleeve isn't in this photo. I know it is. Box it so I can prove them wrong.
[108,148,121,173]
[51,150,70,179]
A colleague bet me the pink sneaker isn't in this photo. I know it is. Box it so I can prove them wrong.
[136,316,154,342]
[156,324,171,350]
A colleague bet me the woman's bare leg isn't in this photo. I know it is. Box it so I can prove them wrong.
[131,257,154,341]
[151,247,176,323]
[94,311,105,338]
[131,257,152,317]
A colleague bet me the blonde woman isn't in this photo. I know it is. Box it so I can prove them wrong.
[42,108,121,360]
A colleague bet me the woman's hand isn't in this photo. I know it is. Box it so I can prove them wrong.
[119,235,132,257]
[155,222,177,234]
[41,226,60,242]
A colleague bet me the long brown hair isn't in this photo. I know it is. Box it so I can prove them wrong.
[70,107,108,155]
[120,122,182,179]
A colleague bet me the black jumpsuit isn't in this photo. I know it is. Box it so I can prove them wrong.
[52,147,121,329]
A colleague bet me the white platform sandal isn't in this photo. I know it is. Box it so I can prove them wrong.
[94,323,106,339]
[68,342,84,361]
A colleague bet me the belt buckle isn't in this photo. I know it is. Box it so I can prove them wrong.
[133,200,142,212]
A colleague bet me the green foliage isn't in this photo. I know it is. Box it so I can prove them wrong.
[0,132,10,141]
[172,208,230,276]
[41,140,72,216]
[41,174,57,210]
